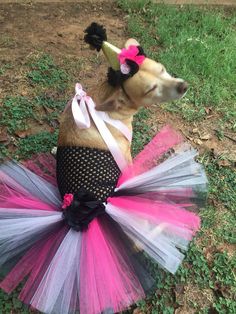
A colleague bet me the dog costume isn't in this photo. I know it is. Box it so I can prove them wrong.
[0,23,208,314]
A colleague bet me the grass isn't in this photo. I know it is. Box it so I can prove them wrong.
[119,0,236,130]
[121,1,236,313]
[0,53,70,162]
[0,1,236,313]
[130,109,236,313]
[1,96,37,134]
[27,54,69,91]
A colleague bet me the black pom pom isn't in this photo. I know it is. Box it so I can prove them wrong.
[84,22,107,52]
[107,60,139,87]
[107,67,121,87]
[125,59,139,77]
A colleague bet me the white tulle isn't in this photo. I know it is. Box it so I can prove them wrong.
[0,212,62,267]
[106,203,189,274]
[0,162,61,207]
[116,148,207,192]
[31,229,81,314]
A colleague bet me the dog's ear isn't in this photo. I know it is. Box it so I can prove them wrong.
[96,98,120,112]
[124,38,140,48]
[96,90,128,112]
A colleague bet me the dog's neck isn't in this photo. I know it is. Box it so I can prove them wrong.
[58,85,137,163]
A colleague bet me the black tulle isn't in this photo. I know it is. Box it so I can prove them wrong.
[98,213,155,294]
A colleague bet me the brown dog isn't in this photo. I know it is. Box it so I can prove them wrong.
[58,38,188,163]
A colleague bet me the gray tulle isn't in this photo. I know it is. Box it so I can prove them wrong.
[0,161,61,207]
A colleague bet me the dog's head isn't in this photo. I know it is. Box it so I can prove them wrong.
[96,39,187,112]
[123,58,188,107]
[84,24,187,112]
[121,39,188,107]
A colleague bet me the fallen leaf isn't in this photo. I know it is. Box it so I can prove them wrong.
[175,284,185,294]
[49,119,59,128]
[204,107,212,114]
[193,138,203,145]
[14,129,34,138]
[208,197,218,207]
[20,90,28,96]
[43,105,54,114]
[0,128,9,143]
[217,159,231,167]
[206,114,215,119]
[200,133,211,140]
[192,128,199,134]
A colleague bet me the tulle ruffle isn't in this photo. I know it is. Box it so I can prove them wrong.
[0,126,207,314]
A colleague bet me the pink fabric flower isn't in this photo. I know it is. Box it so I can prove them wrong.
[118,45,145,66]
[120,63,131,74]
[62,193,74,209]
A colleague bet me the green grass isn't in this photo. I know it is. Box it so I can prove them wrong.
[1,96,38,134]
[132,108,152,156]
[0,53,70,162]
[14,131,59,160]
[27,54,69,92]
[121,1,236,313]
[118,0,236,129]
[130,108,236,313]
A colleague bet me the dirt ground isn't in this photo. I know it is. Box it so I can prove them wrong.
[1,0,235,162]
[0,0,236,4]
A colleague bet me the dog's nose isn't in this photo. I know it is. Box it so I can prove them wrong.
[177,81,188,94]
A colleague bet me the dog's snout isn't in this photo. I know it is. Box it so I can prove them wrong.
[176,81,188,94]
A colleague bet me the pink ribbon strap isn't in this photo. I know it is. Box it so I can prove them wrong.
[66,83,132,171]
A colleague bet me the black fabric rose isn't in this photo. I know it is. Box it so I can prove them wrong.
[62,187,106,232]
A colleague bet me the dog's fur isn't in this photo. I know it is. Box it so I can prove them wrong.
[58,39,187,163]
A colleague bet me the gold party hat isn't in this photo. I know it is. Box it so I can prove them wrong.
[102,42,121,71]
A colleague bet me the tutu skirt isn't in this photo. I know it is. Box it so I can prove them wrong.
[0,126,207,314]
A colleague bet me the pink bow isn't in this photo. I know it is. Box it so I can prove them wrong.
[62,83,133,171]
[118,45,145,66]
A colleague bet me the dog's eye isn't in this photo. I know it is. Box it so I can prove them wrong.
[145,84,157,95]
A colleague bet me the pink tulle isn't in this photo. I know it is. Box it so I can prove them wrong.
[117,125,183,186]
[20,226,68,305]
[0,172,30,197]
[1,225,68,296]
[0,184,57,211]
[108,196,200,238]
[79,218,144,314]
[0,124,206,314]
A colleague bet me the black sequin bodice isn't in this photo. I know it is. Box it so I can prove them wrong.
[56,146,121,202]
